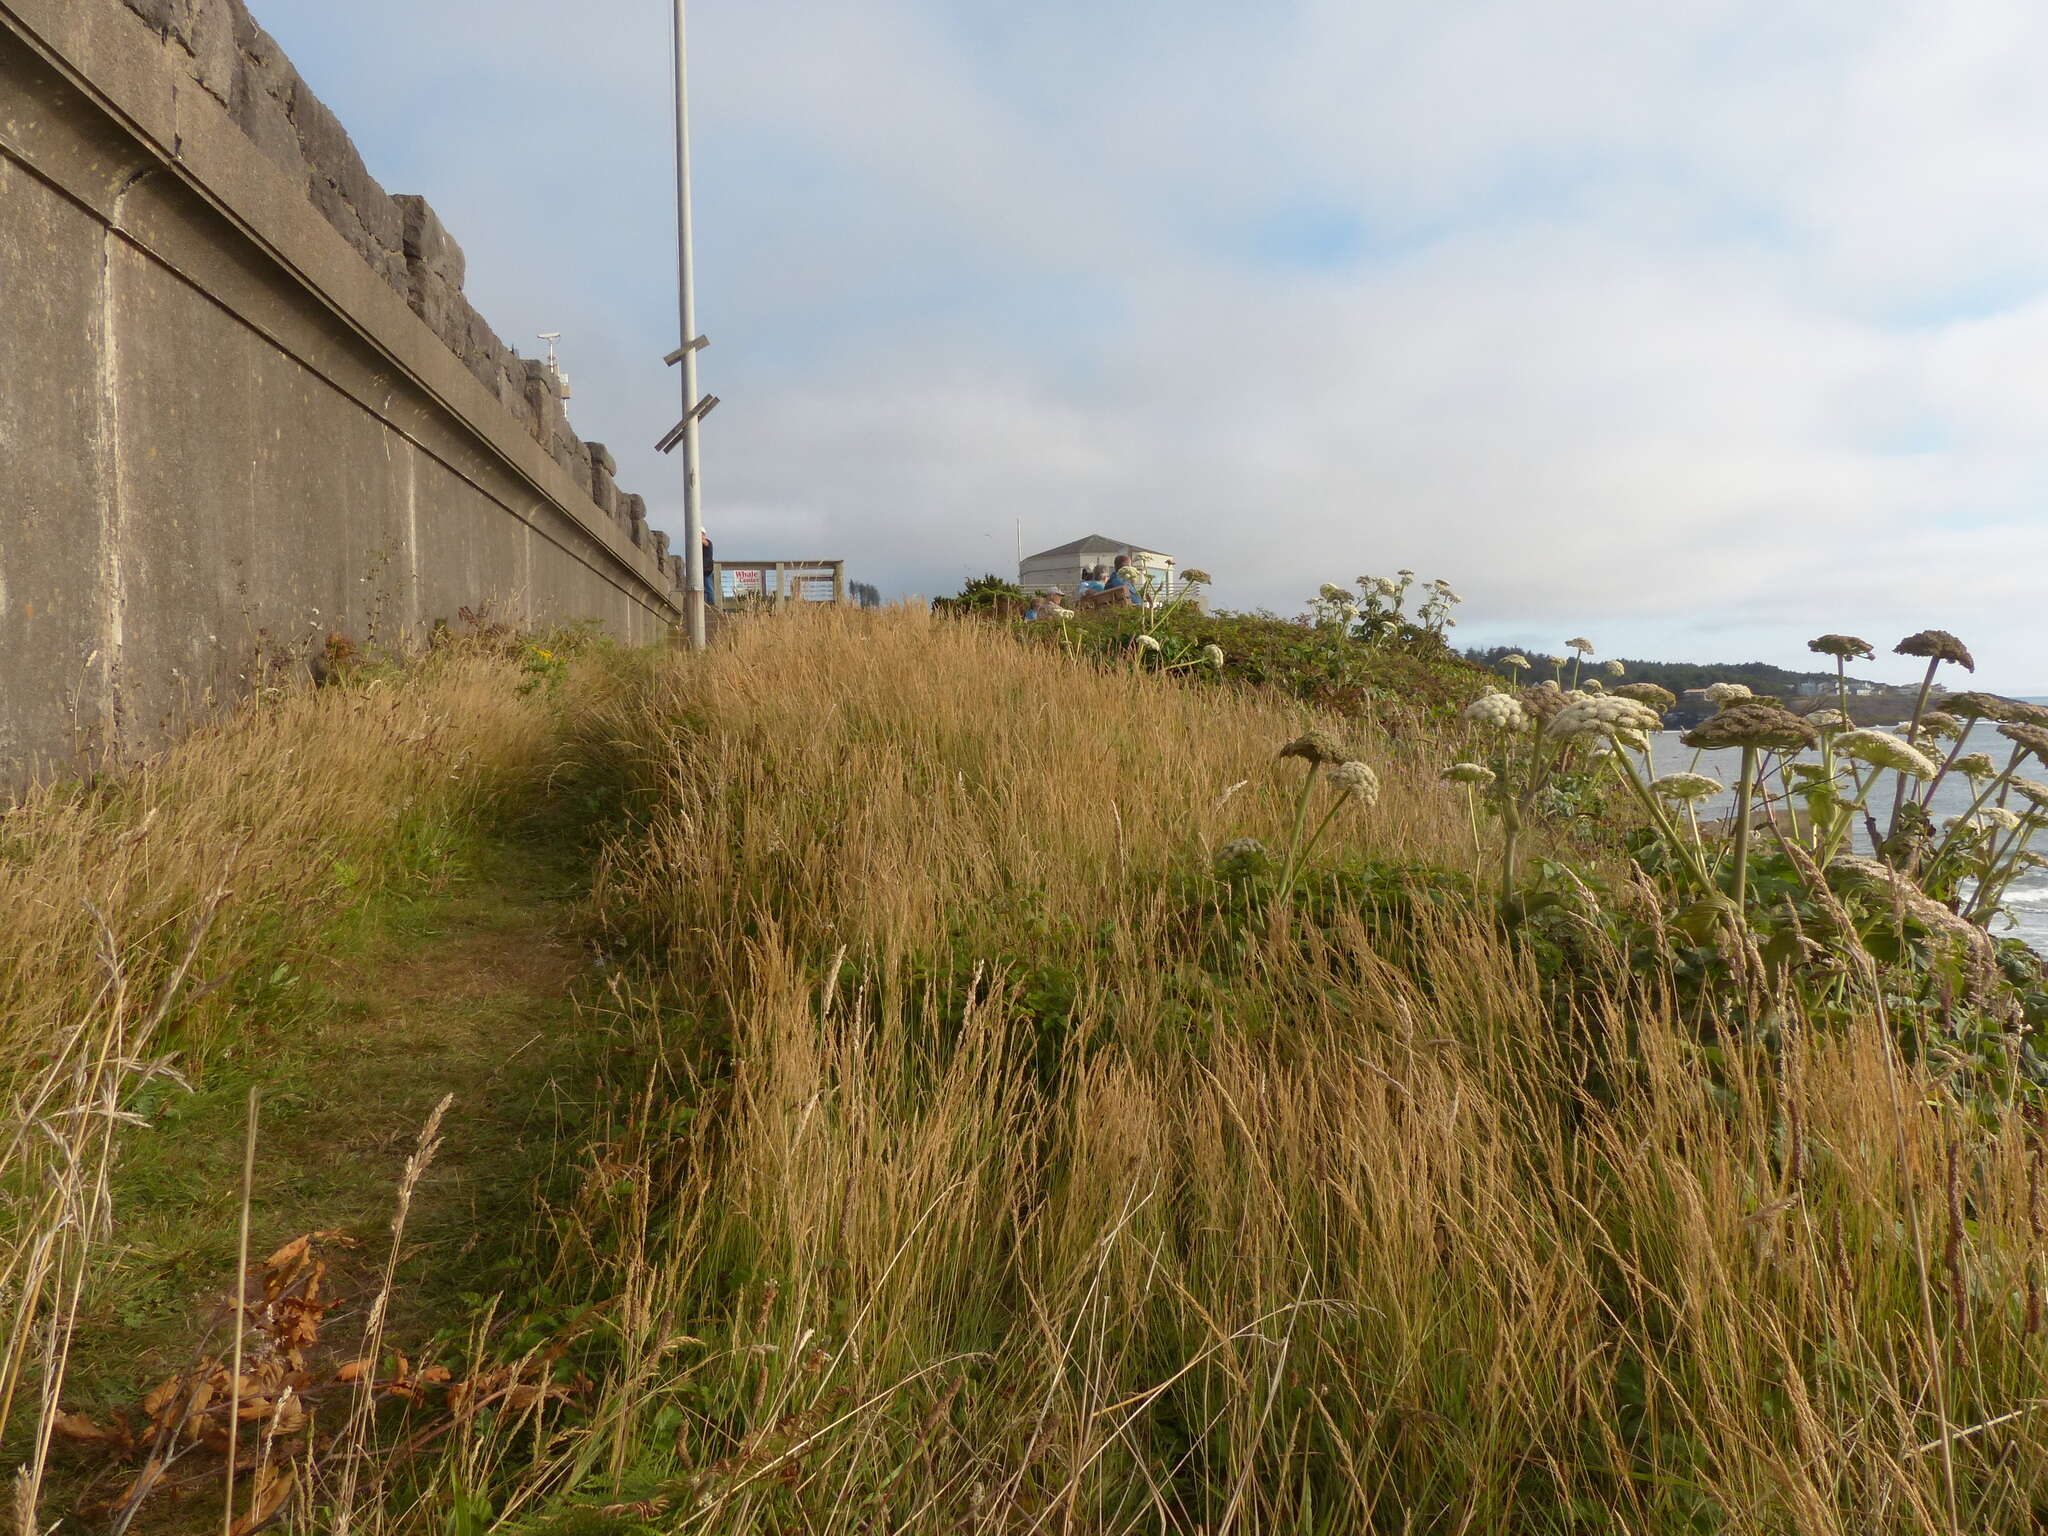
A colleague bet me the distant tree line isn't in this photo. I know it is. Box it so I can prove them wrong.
[1461,646,1899,696]
[849,580,881,609]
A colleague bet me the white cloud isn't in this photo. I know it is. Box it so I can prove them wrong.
[256,0,2048,687]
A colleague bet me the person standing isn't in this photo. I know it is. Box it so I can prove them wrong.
[701,529,717,609]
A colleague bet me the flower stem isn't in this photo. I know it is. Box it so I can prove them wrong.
[1730,745,1758,913]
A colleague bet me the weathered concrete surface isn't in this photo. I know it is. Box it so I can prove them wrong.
[0,0,679,783]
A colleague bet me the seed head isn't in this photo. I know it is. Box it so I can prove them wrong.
[1565,637,1596,656]
[1319,583,1350,603]
[1804,709,1851,730]
[1808,634,1875,660]
[1894,630,1975,671]
[2007,777,2048,810]
[1613,682,1676,712]
[1681,704,1818,753]
[1279,729,1349,765]
[1327,760,1380,803]
[1953,753,1997,779]
[1998,723,2048,763]
[1464,693,1529,732]
[1911,711,1964,742]
[1963,807,2025,832]
[1180,568,1213,585]
[1582,677,1606,692]
[1603,659,1625,677]
[1702,682,1753,706]
[1518,683,1575,726]
[1444,762,1496,786]
[1937,691,2016,721]
[1653,772,1726,802]
[1833,728,1938,779]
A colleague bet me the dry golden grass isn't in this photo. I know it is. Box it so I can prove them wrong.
[0,646,554,1522]
[10,609,2047,1534]
[520,607,2048,1534]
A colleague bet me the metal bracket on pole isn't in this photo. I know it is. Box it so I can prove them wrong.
[654,395,720,454]
[664,336,709,366]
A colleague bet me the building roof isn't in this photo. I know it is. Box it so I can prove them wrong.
[1023,533,1165,561]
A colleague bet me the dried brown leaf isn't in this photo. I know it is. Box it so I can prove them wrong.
[226,1458,296,1536]
[52,1411,114,1444]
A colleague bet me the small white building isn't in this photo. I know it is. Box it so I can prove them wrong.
[1020,534,1175,597]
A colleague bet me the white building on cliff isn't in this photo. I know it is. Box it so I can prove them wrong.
[1020,534,1175,596]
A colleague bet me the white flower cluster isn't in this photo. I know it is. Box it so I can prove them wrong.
[1051,606,1077,619]
[1833,728,1937,780]
[1499,653,1531,670]
[1953,753,1997,780]
[1547,696,1664,740]
[1702,682,1753,704]
[1805,709,1851,729]
[1604,660,1626,677]
[1135,634,1163,653]
[1213,838,1271,876]
[1444,762,1497,786]
[1201,643,1225,669]
[1652,772,1725,802]
[1464,693,1529,732]
[1328,760,1380,803]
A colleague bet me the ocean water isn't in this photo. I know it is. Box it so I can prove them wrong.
[1650,706,2048,955]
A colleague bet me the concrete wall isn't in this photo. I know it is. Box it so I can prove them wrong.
[0,0,683,783]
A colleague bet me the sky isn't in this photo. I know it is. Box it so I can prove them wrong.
[252,0,2048,692]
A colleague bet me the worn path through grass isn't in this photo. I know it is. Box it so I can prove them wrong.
[63,834,606,1428]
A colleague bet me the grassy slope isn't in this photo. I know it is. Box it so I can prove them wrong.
[13,611,2048,1535]
[498,609,2047,1536]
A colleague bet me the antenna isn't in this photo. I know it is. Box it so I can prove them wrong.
[536,332,570,398]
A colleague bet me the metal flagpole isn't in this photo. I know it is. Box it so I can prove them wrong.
[672,0,707,649]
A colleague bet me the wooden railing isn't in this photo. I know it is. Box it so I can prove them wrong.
[710,560,847,610]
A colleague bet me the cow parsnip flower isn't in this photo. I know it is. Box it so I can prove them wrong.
[1833,729,1937,779]
[1896,630,1975,671]
[1702,682,1753,705]
[1613,682,1676,712]
[1328,760,1380,803]
[2006,776,2048,811]
[1999,723,2048,762]
[1604,660,1626,677]
[1464,694,1529,732]
[1549,696,1665,740]
[1682,704,1817,753]
[1499,653,1531,670]
[1953,753,1997,779]
[1201,644,1225,669]
[1653,772,1726,801]
[1213,838,1271,877]
[1135,633,1162,653]
[1805,709,1851,730]
[1444,762,1496,786]
[1279,730,1349,765]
